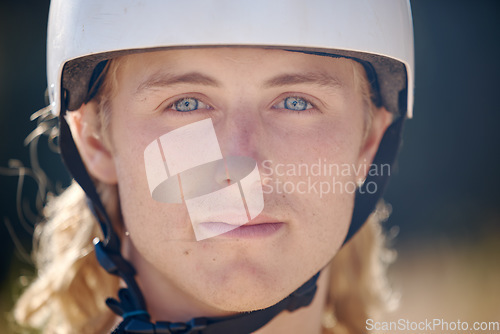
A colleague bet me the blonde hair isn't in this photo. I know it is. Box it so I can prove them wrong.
[14,53,396,334]
[13,183,119,333]
[323,204,396,334]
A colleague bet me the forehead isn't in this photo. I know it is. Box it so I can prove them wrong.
[115,47,357,89]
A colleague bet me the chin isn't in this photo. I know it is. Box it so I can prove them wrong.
[206,286,289,313]
[191,264,294,313]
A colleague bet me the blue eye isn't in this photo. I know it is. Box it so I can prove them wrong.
[284,97,308,111]
[174,98,199,112]
[271,96,315,113]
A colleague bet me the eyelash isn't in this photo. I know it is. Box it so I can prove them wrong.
[162,94,317,114]
[271,95,316,113]
[166,97,212,112]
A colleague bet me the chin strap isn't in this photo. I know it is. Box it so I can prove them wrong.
[94,239,319,334]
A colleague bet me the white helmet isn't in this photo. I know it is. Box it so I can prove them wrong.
[46,1,414,333]
[48,0,413,118]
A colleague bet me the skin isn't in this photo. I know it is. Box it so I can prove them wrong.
[70,48,392,333]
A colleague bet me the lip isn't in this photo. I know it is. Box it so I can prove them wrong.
[198,214,284,239]
[239,214,282,226]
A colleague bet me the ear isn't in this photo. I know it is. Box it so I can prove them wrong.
[356,107,393,181]
[66,102,118,184]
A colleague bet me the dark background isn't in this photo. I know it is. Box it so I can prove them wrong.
[1,0,500,331]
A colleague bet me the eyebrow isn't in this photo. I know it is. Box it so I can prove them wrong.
[263,72,343,89]
[135,71,220,96]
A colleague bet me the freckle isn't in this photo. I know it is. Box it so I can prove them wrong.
[212,258,216,262]
[184,250,190,255]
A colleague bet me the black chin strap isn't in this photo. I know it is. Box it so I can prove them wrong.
[94,235,320,334]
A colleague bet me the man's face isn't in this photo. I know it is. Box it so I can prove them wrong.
[101,48,383,314]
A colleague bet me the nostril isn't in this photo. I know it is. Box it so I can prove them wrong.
[215,160,233,186]
[218,176,232,186]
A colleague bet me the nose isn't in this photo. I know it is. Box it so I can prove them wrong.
[214,159,231,186]
[214,106,264,161]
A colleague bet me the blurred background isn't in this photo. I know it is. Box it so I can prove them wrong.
[1,0,499,332]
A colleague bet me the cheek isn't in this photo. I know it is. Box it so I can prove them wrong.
[261,110,365,250]
[109,112,195,243]
[265,111,365,193]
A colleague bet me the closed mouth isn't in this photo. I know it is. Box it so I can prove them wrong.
[198,220,284,239]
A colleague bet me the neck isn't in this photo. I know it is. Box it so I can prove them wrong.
[254,266,330,334]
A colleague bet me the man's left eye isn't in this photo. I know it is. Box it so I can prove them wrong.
[273,97,313,111]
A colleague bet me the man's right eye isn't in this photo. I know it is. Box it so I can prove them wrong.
[167,97,213,112]
[171,97,200,112]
